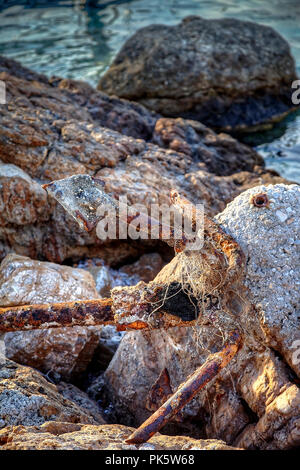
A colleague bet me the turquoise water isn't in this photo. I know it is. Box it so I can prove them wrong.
[0,0,300,181]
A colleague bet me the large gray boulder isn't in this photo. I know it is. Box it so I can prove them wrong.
[98,16,297,132]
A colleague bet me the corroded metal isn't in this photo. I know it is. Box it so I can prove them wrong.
[146,368,174,412]
[0,177,247,442]
[170,190,246,285]
[0,297,198,333]
[249,192,270,208]
[0,298,113,332]
[44,175,190,253]
[43,175,117,232]
[126,329,242,444]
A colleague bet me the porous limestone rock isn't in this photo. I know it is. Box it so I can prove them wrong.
[56,382,107,424]
[98,16,297,131]
[0,359,105,429]
[216,183,300,377]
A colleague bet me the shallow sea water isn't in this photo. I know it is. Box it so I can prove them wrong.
[0,0,299,181]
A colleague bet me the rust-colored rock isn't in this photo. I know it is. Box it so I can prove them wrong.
[152,118,264,175]
[0,55,290,264]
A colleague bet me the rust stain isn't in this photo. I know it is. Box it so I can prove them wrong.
[74,210,95,232]
[249,192,270,208]
[0,300,198,333]
[5,181,248,445]
[0,298,114,332]
[116,320,149,331]
[146,368,173,412]
[170,190,246,285]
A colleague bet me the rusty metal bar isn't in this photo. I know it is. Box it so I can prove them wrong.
[121,210,189,253]
[0,298,114,332]
[125,329,242,444]
[170,190,246,283]
[43,175,191,253]
[0,298,199,333]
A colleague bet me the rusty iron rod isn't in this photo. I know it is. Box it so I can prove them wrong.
[0,298,199,333]
[170,190,246,283]
[0,298,114,332]
[44,176,193,253]
[125,329,242,444]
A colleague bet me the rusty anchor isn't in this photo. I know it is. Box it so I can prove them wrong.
[0,175,245,444]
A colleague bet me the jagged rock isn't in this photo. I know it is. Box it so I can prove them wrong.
[152,118,264,175]
[0,359,105,428]
[0,55,157,141]
[0,163,50,227]
[119,253,165,283]
[98,16,297,131]
[0,422,239,450]
[0,254,98,306]
[0,55,289,264]
[101,184,300,449]
[0,254,102,381]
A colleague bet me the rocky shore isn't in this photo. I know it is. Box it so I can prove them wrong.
[0,16,299,451]
[0,55,289,265]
